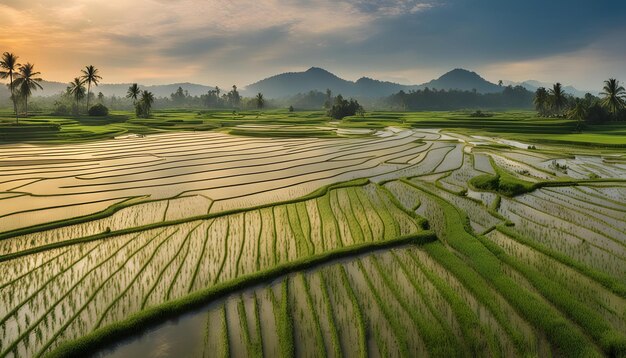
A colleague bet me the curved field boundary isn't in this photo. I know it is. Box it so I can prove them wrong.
[0,179,369,256]
[45,232,436,358]
[401,179,626,356]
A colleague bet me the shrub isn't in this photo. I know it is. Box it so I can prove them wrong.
[327,95,363,120]
[585,103,611,123]
[470,110,492,117]
[88,103,109,116]
[52,103,71,116]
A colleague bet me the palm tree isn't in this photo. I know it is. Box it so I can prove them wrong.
[599,78,626,116]
[80,65,102,112]
[13,63,43,116]
[0,52,20,124]
[533,87,549,116]
[126,83,140,104]
[568,99,588,132]
[256,92,264,110]
[137,90,155,117]
[549,83,567,116]
[67,78,86,114]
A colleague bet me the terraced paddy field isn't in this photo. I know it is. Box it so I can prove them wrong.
[1,121,626,357]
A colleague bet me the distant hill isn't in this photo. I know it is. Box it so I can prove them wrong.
[243,67,418,98]
[243,67,508,98]
[33,81,217,98]
[502,79,593,97]
[417,68,502,93]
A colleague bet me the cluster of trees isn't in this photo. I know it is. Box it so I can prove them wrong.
[0,52,44,123]
[126,84,155,118]
[155,85,265,110]
[326,92,364,119]
[387,85,534,111]
[534,79,626,130]
[65,65,103,115]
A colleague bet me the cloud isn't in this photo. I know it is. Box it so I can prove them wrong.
[0,0,624,89]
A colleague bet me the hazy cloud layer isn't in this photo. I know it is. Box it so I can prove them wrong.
[0,0,624,89]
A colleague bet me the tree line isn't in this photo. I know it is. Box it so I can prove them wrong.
[386,85,534,111]
[533,79,626,130]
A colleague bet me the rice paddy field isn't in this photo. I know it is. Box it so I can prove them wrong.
[1,110,626,357]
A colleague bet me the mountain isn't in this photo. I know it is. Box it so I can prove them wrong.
[243,67,357,98]
[243,67,420,98]
[503,79,594,97]
[243,67,507,98]
[417,68,502,93]
[32,81,217,98]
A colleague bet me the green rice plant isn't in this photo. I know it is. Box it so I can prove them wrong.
[335,189,365,243]
[355,259,410,357]
[495,224,626,297]
[237,296,259,357]
[369,255,459,356]
[5,229,169,357]
[220,305,230,358]
[212,219,231,285]
[477,235,626,356]
[338,266,368,358]
[300,274,327,357]
[403,180,602,357]
[142,224,202,308]
[346,187,373,241]
[317,274,342,357]
[187,220,215,293]
[252,292,264,356]
[270,280,294,357]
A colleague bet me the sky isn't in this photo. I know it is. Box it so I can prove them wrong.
[1,0,625,90]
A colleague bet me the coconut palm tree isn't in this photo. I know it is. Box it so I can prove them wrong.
[67,78,86,115]
[599,78,626,116]
[126,83,140,104]
[80,65,102,112]
[568,99,588,132]
[548,83,567,116]
[137,90,155,117]
[0,52,20,124]
[256,92,264,110]
[13,63,43,117]
[533,87,549,116]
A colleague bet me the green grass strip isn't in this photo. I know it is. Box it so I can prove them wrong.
[94,229,181,330]
[237,296,258,356]
[234,214,247,277]
[402,179,602,357]
[142,224,202,308]
[212,219,231,285]
[338,265,368,358]
[187,220,216,293]
[220,305,230,358]
[252,292,264,356]
[404,247,501,356]
[0,179,371,260]
[495,224,626,298]
[356,259,410,357]
[335,189,365,243]
[271,280,295,357]
[7,229,166,357]
[477,234,626,356]
[370,255,459,356]
[45,231,436,357]
[300,273,327,357]
[317,274,342,357]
